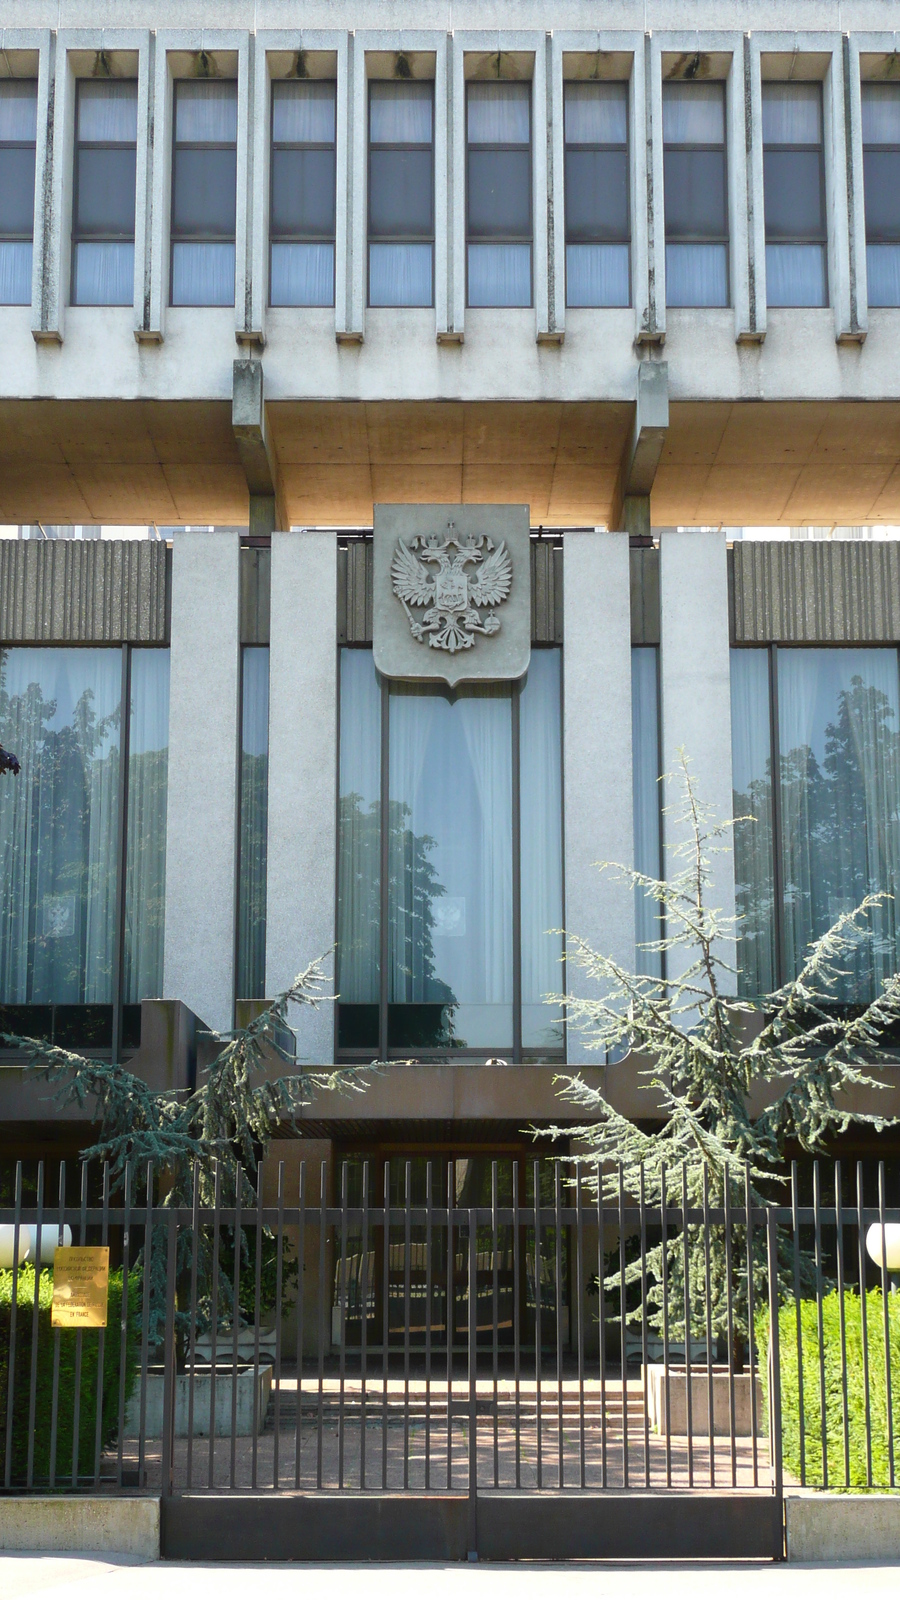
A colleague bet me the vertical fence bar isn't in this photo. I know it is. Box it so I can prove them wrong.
[575,1165,586,1490]
[702,1163,715,1488]
[790,1161,806,1486]
[139,1163,154,1492]
[447,1158,454,1492]
[766,1205,783,1502]
[491,1160,499,1489]
[856,1161,873,1488]
[596,1162,607,1489]
[617,1161,628,1489]
[402,1160,411,1492]
[93,1162,111,1485]
[251,1163,264,1491]
[639,1164,650,1488]
[513,1159,521,1490]
[230,1169,243,1490]
[115,1162,131,1490]
[467,1196,478,1557]
[361,1160,370,1491]
[534,1158,543,1490]
[724,1171,736,1488]
[71,1163,89,1487]
[185,1161,200,1492]
[4,1164,23,1490]
[834,1159,850,1488]
[208,1161,221,1489]
[26,1161,44,1490]
[813,1160,828,1487]
[744,1166,759,1488]
[49,1162,65,1491]
[295,1161,306,1490]
[316,1160,327,1491]
[338,1160,349,1491]
[161,1208,178,1500]
[660,1163,672,1488]
[878,1160,895,1487]
[554,1160,564,1489]
[273,1160,285,1490]
[681,1162,694,1489]
[424,1161,432,1491]
[383,1160,391,1492]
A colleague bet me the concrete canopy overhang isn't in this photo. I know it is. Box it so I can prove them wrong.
[3,398,900,529]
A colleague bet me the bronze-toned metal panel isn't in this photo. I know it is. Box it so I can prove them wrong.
[337,539,374,645]
[731,540,900,643]
[240,547,271,644]
[0,538,169,643]
[531,539,563,644]
[630,545,660,645]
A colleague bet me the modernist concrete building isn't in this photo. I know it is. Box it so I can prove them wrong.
[3,0,900,1238]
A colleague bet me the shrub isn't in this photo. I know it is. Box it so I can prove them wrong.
[0,1265,141,1486]
[759,1289,900,1488]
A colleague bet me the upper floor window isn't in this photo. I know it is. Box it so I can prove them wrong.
[368,80,434,308]
[71,79,137,307]
[663,80,728,307]
[467,81,532,308]
[269,79,335,308]
[170,79,237,307]
[861,83,900,309]
[0,80,37,306]
[762,82,827,307]
[564,80,630,308]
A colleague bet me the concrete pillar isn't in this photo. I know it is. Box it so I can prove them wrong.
[659,529,736,981]
[163,530,241,1032]
[563,531,634,1066]
[266,531,338,1064]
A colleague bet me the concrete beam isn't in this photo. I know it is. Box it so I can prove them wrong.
[611,361,670,531]
[232,358,285,530]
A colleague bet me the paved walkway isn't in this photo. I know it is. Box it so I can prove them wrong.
[3,1553,900,1600]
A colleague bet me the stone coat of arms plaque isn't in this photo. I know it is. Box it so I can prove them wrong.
[373,504,531,685]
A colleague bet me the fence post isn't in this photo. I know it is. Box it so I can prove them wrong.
[467,1201,478,1560]
[765,1206,783,1508]
[161,1208,178,1499]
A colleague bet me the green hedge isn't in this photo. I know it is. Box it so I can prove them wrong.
[0,1265,141,1486]
[759,1289,900,1488]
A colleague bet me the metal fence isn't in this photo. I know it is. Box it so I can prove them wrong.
[1,1154,899,1551]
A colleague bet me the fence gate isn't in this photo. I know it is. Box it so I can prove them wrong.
[5,1154,898,1559]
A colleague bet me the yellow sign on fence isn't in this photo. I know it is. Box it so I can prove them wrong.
[51,1245,110,1329]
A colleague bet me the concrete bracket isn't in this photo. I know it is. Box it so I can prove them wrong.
[232,357,282,523]
[610,359,669,528]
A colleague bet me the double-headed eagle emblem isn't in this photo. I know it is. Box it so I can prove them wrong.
[390,523,513,654]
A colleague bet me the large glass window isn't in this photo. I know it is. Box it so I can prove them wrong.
[368,80,434,307]
[170,79,237,307]
[269,80,336,307]
[762,82,828,308]
[71,79,137,306]
[861,83,900,309]
[663,81,728,308]
[0,646,170,1052]
[632,646,662,977]
[466,82,532,308]
[563,80,630,308]
[731,647,900,1001]
[0,80,37,305]
[335,646,563,1058]
[237,647,269,1000]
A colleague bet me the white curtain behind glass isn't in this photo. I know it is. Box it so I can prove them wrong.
[519,650,564,1049]
[124,649,169,1004]
[730,649,776,996]
[0,648,120,1005]
[337,649,382,1005]
[778,648,900,1000]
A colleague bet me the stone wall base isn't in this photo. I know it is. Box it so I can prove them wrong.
[786,1494,900,1561]
[0,1496,160,1558]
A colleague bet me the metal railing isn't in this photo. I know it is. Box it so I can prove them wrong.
[1,1156,898,1500]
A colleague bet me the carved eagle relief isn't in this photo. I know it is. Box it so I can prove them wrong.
[390,524,513,653]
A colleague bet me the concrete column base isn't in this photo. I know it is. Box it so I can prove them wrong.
[0,1497,160,1558]
[786,1494,900,1561]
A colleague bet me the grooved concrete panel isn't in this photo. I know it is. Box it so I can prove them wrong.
[0,539,169,642]
[732,539,900,642]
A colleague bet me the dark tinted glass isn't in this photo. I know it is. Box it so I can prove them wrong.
[467,148,531,238]
[763,148,825,238]
[664,148,727,238]
[75,147,137,235]
[863,149,900,241]
[271,147,336,235]
[0,146,35,234]
[172,148,237,236]
[564,148,628,240]
[369,148,433,237]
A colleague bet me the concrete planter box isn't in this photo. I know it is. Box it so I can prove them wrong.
[125,1364,272,1438]
[647,1363,763,1437]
